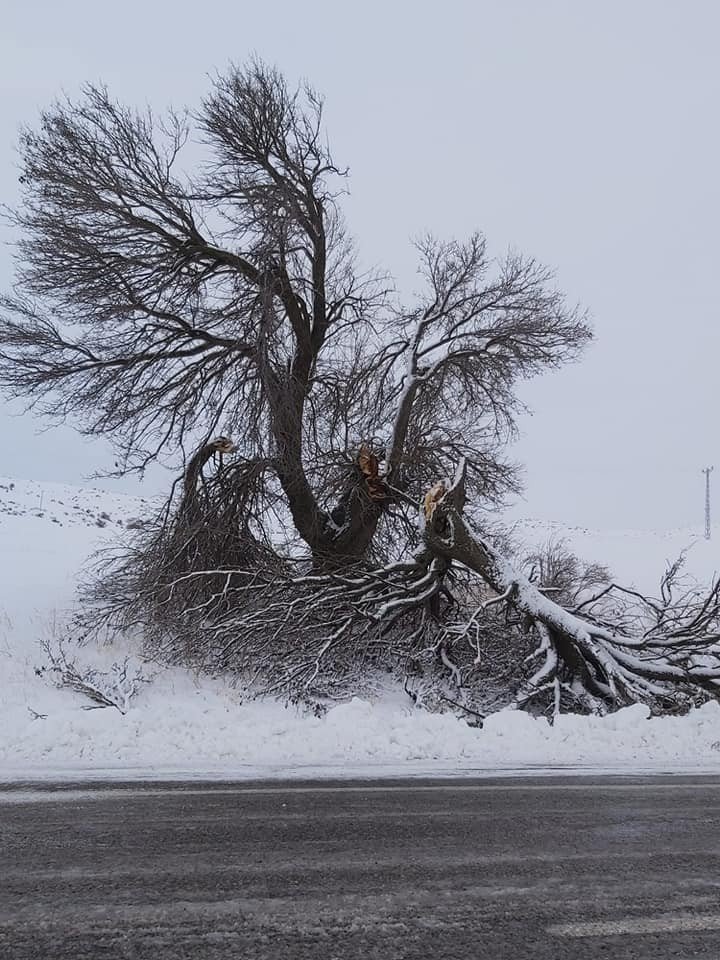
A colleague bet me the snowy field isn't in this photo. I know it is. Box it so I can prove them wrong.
[1,476,720,781]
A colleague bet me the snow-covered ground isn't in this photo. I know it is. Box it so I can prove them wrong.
[1,476,720,781]
[512,517,718,593]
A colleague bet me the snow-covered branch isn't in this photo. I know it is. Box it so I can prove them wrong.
[38,637,148,714]
[421,468,720,711]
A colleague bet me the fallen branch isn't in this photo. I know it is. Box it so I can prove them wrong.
[38,636,148,714]
[421,461,720,711]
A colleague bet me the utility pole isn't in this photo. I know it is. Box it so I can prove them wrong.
[703,466,714,540]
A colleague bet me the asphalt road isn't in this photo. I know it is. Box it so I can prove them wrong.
[1,776,720,959]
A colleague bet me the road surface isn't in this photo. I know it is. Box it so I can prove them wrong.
[1,775,720,958]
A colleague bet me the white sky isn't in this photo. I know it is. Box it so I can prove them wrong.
[1,0,718,532]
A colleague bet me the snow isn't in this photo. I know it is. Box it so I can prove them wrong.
[512,517,719,593]
[2,476,720,781]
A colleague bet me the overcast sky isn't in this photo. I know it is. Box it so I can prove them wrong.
[1,0,718,531]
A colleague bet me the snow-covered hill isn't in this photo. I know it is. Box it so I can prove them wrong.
[512,517,718,592]
[0,477,151,631]
[1,477,720,780]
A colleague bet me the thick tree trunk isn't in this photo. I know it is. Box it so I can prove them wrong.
[310,454,387,568]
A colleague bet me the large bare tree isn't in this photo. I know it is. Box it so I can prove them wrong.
[0,61,588,560]
[3,61,718,713]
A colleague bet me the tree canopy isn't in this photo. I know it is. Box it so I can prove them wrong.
[0,60,590,567]
[5,61,717,716]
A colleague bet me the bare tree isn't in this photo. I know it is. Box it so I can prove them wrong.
[8,61,712,713]
[0,61,589,573]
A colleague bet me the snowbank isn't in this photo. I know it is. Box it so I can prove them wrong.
[2,678,720,780]
[2,476,720,781]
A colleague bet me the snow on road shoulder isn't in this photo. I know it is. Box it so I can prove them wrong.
[2,476,720,781]
[2,678,720,779]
